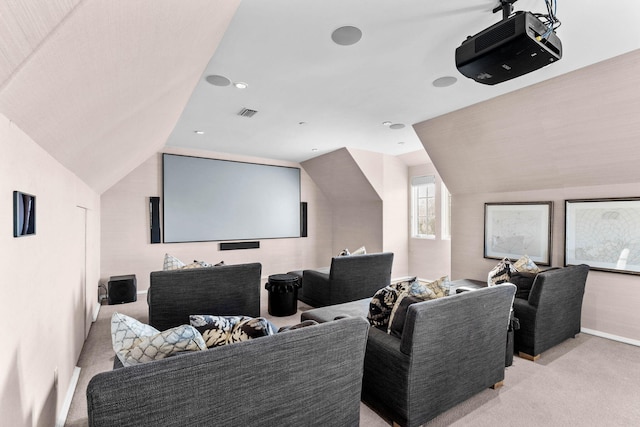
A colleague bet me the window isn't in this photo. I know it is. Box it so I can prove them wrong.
[411,175,436,238]
[441,183,451,239]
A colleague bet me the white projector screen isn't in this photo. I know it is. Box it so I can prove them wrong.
[163,154,301,242]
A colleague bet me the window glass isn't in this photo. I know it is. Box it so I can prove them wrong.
[411,175,435,238]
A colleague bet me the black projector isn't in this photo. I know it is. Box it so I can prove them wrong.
[455,11,562,85]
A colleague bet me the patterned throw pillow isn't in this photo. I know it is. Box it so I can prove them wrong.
[182,260,210,269]
[387,276,454,336]
[338,248,351,256]
[190,315,241,348]
[409,276,451,300]
[488,258,515,286]
[351,246,366,255]
[111,312,206,367]
[190,315,274,348]
[367,280,412,327]
[163,254,225,271]
[163,253,186,270]
[513,255,541,273]
[386,278,421,333]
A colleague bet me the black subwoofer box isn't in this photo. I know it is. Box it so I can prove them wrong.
[108,274,137,305]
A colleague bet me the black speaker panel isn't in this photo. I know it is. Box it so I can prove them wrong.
[219,241,260,251]
[300,202,308,238]
[150,197,161,244]
[108,275,137,305]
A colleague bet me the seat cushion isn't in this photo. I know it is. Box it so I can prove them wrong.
[301,298,370,323]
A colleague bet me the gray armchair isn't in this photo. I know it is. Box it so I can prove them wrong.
[513,264,589,361]
[148,263,261,330]
[294,252,393,307]
[301,284,516,427]
[361,284,516,427]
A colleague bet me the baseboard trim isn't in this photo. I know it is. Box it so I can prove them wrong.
[56,366,81,427]
[92,302,101,322]
[581,328,640,347]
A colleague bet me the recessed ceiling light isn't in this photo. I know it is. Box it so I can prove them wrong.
[311,148,318,152]
[382,121,392,126]
[432,76,458,88]
[398,141,405,145]
[233,81,248,89]
[205,75,231,86]
[331,26,362,46]
[299,121,307,125]
[194,130,204,135]
[389,123,405,130]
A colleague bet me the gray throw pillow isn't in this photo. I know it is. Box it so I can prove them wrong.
[388,295,424,338]
[509,271,537,300]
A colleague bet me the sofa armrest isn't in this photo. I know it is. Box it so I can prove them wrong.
[362,327,411,420]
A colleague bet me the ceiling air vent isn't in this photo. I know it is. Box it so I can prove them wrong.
[238,108,258,118]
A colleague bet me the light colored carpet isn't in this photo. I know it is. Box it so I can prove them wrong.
[64,289,640,426]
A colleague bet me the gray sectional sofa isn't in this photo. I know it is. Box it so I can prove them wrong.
[87,317,370,427]
[148,262,261,330]
[513,263,589,360]
[302,284,517,427]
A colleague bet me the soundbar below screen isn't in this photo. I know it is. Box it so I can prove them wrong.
[163,154,301,242]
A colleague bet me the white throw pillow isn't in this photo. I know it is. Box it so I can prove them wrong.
[163,253,186,271]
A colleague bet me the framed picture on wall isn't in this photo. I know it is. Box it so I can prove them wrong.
[565,198,640,274]
[484,202,552,265]
[13,191,36,237]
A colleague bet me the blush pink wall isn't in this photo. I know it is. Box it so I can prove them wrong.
[452,184,640,344]
[0,114,101,427]
[301,148,411,279]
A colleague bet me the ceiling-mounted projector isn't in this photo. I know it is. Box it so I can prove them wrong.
[455,10,562,85]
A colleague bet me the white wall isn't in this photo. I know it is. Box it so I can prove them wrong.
[407,162,451,281]
[101,147,334,292]
[382,155,410,277]
[0,114,100,427]
[452,184,640,343]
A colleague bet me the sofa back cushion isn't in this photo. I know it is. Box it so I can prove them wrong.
[400,284,516,356]
[148,263,261,330]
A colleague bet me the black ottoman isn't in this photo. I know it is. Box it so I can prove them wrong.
[265,274,300,316]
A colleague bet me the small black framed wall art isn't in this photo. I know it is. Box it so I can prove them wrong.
[13,191,36,237]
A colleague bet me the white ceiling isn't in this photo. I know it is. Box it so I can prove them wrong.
[1,0,640,193]
[166,0,640,163]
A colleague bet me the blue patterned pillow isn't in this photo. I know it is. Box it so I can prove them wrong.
[111,312,206,367]
[513,255,540,273]
[409,276,451,299]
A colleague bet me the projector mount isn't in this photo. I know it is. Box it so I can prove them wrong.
[492,1,561,34]
[493,0,519,20]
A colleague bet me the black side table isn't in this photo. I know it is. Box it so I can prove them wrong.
[265,274,300,316]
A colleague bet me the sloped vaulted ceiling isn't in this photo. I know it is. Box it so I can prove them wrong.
[414,49,640,195]
[0,0,240,193]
